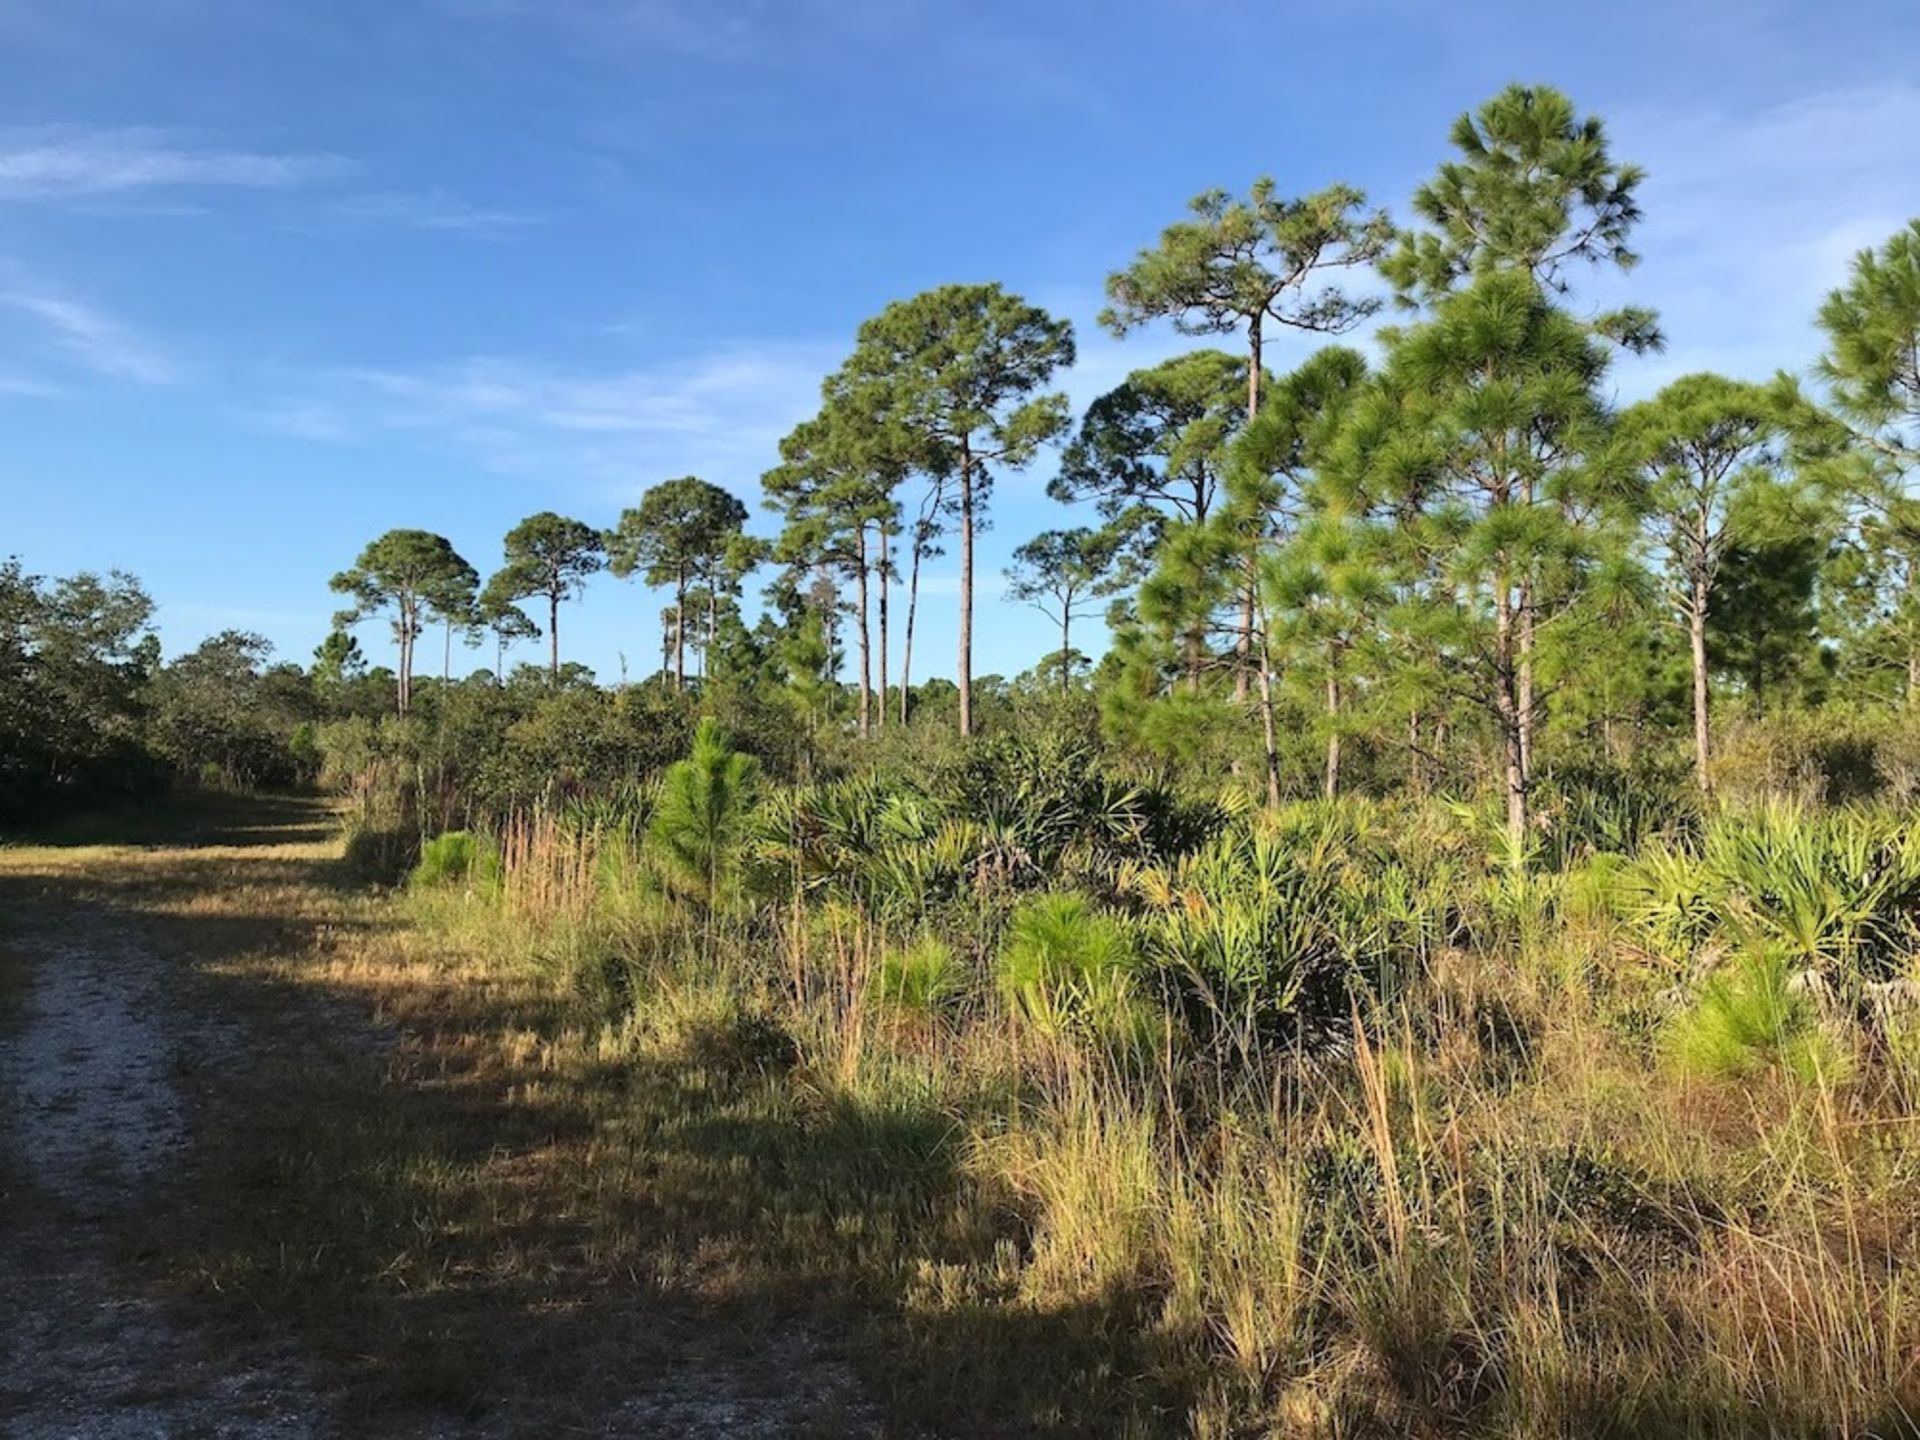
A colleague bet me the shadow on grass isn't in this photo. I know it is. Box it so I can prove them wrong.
[2,790,338,851]
[153,982,1179,1435]
[0,794,1187,1436]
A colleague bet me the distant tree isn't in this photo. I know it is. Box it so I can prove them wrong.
[707,532,771,684]
[0,561,156,807]
[1006,527,1125,692]
[897,479,950,726]
[777,604,836,781]
[839,283,1074,736]
[311,629,365,691]
[1708,493,1836,711]
[150,630,313,788]
[1052,350,1250,538]
[607,478,749,692]
[1621,374,1787,793]
[765,401,902,736]
[1380,85,1656,794]
[1103,180,1389,689]
[329,529,476,713]
[1103,179,1391,422]
[1265,511,1391,800]
[1236,345,1374,806]
[474,576,541,682]
[1811,218,1920,705]
[423,558,480,684]
[1339,272,1615,853]
[491,511,605,677]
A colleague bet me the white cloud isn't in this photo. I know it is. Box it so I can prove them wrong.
[0,287,177,384]
[0,126,344,199]
[326,190,543,236]
[274,339,838,497]
[246,400,351,441]
[441,0,762,59]
[0,372,66,399]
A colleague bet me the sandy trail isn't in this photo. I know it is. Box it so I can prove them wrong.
[0,908,321,1438]
[0,832,876,1438]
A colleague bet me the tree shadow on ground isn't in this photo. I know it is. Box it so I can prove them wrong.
[0,796,1194,1437]
[3,791,337,851]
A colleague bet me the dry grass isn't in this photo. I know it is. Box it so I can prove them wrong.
[4,794,1918,1436]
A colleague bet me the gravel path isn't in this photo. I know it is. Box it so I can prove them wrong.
[0,909,323,1438]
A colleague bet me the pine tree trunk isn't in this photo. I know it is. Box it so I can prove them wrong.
[1235,315,1264,704]
[444,619,453,682]
[1060,610,1072,693]
[674,566,687,693]
[958,443,974,739]
[1324,656,1342,800]
[876,519,889,732]
[549,591,560,678]
[1690,577,1712,797]
[1495,579,1527,858]
[397,600,413,715]
[1246,314,1264,425]
[1235,553,1256,703]
[855,526,872,738]
[1254,597,1280,808]
[1517,581,1535,791]
[902,537,922,727]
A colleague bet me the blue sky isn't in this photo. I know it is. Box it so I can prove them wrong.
[4,0,1918,684]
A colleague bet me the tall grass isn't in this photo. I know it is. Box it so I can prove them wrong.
[386,750,1920,1437]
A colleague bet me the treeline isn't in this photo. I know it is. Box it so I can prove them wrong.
[314,84,1919,846]
[0,562,320,815]
[10,84,1918,834]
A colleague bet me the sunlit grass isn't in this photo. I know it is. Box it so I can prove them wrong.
[6,792,1918,1435]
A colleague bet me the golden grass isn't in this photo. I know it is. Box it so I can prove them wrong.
[3,795,1916,1436]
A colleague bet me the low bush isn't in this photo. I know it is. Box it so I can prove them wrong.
[996,891,1141,1040]
[409,830,501,892]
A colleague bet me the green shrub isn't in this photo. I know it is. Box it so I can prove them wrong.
[1701,803,1920,981]
[1615,804,1920,986]
[409,830,501,892]
[871,933,965,1015]
[996,892,1139,1039]
[1664,948,1848,1083]
[1136,820,1355,1039]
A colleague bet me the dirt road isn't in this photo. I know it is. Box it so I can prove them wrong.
[0,906,322,1437]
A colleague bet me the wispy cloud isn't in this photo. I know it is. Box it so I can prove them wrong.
[0,372,67,399]
[0,125,345,199]
[442,0,763,59]
[1597,82,1920,397]
[268,339,838,496]
[246,400,352,442]
[326,189,543,236]
[0,286,177,384]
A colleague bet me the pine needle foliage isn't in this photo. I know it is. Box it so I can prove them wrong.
[650,717,758,911]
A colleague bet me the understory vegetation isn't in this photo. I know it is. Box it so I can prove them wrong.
[7,80,1920,1437]
[354,715,1920,1437]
